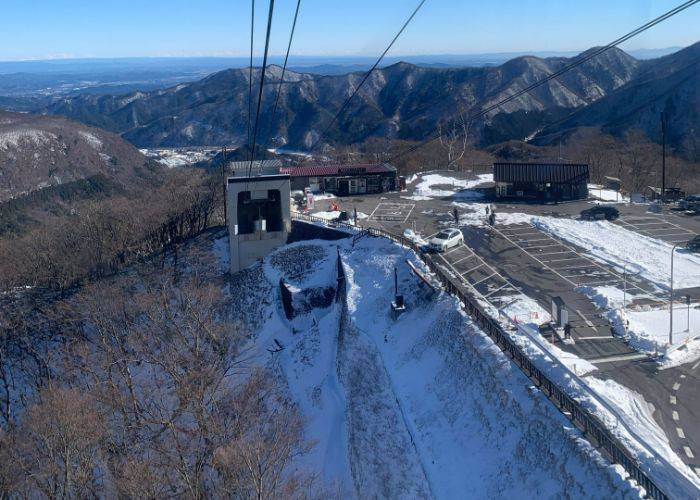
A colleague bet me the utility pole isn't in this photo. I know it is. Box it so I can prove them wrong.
[623,264,627,313]
[670,243,680,345]
[221,146,228,225]
[661,112,667,203]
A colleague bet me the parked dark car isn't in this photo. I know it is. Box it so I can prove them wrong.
[687,235,700,253]
[580,206,620,221]
[679,194,700,211]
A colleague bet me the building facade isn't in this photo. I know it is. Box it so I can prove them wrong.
[494,162,589,201]
[226,174,291,274]
[282,163,397,196]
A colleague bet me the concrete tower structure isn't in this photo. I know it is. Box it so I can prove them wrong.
[226,173,291,273]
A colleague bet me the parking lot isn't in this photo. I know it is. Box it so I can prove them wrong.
[426,233,522,307]
[493,222,660,299]
[368,202,415,223]
[615,215,697,245]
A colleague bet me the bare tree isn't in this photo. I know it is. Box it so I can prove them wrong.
[11,386,107,498]
[437,111,470,170]
[213,369,316,499]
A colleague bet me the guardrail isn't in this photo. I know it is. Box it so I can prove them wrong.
[291,212,696,499]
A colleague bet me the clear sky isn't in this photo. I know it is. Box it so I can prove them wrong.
[0,0,698,61]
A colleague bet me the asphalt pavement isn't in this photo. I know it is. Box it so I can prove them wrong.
[309,171,699,474]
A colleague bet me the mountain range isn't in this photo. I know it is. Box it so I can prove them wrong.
[0,111,149,202]
[31,42,700,155]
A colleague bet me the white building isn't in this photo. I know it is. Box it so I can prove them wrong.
[226,172,291,274]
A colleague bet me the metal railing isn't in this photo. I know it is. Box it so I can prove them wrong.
[291,212,697,499]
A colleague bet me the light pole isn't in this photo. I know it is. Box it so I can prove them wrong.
[670,243,681,345]
[623,264,627,312]
[687,295,691,333]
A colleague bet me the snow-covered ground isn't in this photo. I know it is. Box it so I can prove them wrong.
[348,225,699,496]
[310,210,368,223]
[0,128,56,150]
[404,173,492,201]
[580,286,700,366]
[139,148,217,167]
[588,184,629,203]
[238,235,650,498]
[500,295,552,326]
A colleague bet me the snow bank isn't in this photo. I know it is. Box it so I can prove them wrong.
[311,210,341,221]
[588,184,629,203]
[402,228,428,247]
[579,286,700,365]
[500,295,551,327]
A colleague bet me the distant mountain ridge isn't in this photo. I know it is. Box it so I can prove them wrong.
[533,42,700,152]
[0,111,148,202]
[42,44,697,153]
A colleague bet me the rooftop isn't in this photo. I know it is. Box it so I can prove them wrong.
[281,163,396,177]
[493,162,589,183]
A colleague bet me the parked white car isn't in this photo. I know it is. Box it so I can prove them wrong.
[429,228,464,252]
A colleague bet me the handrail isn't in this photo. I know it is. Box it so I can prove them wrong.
[291,212,700,499]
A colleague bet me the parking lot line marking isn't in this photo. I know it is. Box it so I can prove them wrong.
[629,221,668,227]
[473,272,497,286]
[653,233,694,238]
[587,352,649,363]
[402,204,415,223]
[541,256,582,263]
[451,255,473,265]
[483,282,513,298]
[673,382,681,391]
[537,250,573,257]
[516,237,552,243]
[576,309,592,324]
[677,427,686,439]
[498,232,541,237]
[464,263,484,274]
[683,447,694,459]
[554,264,597,271]
[673,411,679,420]
[671,395,677,405]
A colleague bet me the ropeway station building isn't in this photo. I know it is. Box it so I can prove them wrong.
[226,161,291,274]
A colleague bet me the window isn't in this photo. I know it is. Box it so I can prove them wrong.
[237,191,255,235]
[324,177,338,191]
[236,189,283,234]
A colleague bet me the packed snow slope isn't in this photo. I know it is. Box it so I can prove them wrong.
[244,234,641,498]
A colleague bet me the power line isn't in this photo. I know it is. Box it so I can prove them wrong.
[266,0,301,151]
[387,0,700,164]
[300,0,427,162]
[247,0,255,159]
[246,0,276,184]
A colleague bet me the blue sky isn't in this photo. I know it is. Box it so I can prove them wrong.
[0,0,698,61]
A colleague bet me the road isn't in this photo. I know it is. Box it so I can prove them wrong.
[309,171,700,475]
